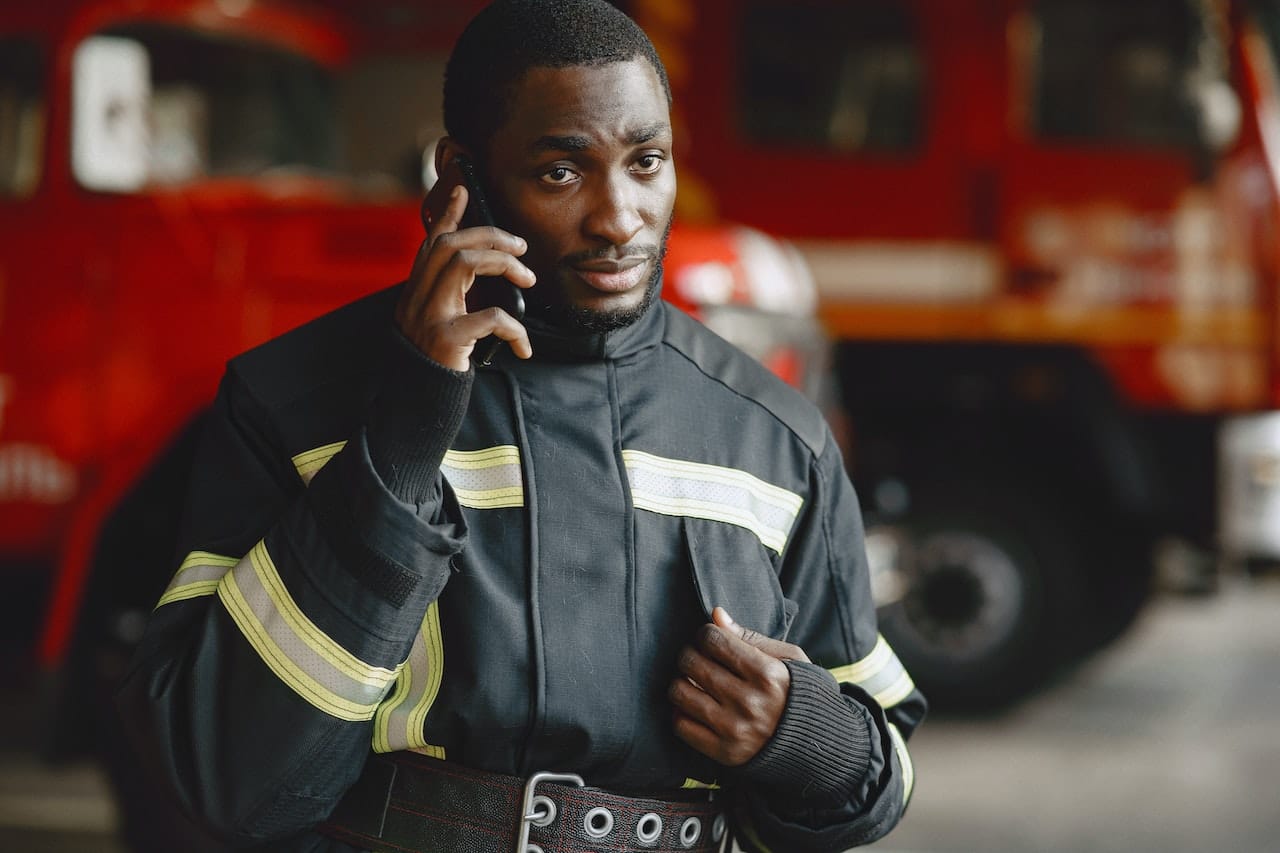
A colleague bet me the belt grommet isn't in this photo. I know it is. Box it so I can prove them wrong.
[583,806,614,839]
[711,814,726,842]
[636,812,663,846]
[528,795,557,827]
[679,816,702,847]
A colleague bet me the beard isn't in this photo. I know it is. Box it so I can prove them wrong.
[527,220,671,335]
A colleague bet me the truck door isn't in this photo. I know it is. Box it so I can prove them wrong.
[1001,0,1243,360]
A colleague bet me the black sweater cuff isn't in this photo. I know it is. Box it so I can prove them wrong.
[738,660,873,808]
[366,330,473,505]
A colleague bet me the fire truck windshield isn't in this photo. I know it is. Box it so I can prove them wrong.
[735,1,923,153]
[1031,0,1222,149]
[1250,0,1280,69]
[84,24,340,186]
[0,37,43,198]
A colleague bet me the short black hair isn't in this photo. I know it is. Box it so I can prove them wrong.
[444,0,671,155]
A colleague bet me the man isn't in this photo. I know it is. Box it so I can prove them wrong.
[118,1,925,851]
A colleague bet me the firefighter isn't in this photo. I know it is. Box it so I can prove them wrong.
[117,2,925,850]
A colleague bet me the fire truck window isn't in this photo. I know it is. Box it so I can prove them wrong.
[738,2,923,152]
[339,55,449,192]
[0,38,44,198]
[1032,0,1205,147]
[83,25,339,186]
[1251,0,1280,71]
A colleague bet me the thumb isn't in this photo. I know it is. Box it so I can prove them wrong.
[711,606,811,663]
[712,606,737,631]
[713,607,762,644]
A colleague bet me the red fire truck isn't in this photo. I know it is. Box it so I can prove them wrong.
[626,0,1280,705]
[0,0,829,770]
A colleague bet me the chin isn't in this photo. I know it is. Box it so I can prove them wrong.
[540,262,663,334]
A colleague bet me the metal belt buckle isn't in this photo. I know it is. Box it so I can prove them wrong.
[516,770,585,853]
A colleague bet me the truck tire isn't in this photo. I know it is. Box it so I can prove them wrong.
[874,480,1080,709]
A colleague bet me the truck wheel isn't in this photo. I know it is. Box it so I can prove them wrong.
[874,482,1079,709]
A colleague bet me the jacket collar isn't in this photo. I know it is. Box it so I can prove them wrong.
[498,289,667,365]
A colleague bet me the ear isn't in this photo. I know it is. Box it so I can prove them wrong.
[434,136,472,176]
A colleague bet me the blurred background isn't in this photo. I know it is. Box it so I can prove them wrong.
[1,0,1279,850]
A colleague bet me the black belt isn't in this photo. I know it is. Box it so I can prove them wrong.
[320,752,726,853]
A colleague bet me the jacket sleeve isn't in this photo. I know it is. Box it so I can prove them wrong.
[731,434,928,852]
[116,332,471,846]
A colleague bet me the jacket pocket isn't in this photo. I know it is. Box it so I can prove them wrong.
[684,521,798,641]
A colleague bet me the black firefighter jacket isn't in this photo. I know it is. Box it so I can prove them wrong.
[118,284,927,852]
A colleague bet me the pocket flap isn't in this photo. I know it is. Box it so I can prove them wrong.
[685,521,797,640]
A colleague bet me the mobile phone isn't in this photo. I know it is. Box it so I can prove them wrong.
[421,153,526,366]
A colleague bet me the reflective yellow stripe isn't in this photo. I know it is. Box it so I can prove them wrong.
[156,580,221,607]
[374,601,445,753]
[410,745,447,760]
[154,551,239,609]
[291,441,526,509]
[681,778,720,790]
[442,446,524,509]
[888,722,915,805]
[828,634,916,709]
[372,654,414,753]
[622,449,803,554]
[217,541,399,722]
[292,441,347,484]
[442,446,520,468]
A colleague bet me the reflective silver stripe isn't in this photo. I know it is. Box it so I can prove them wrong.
[888,722,916,805]
[442,446,524,509]
[217,541,399,721]
[155,551,238,609]
[290,441,525,509]
[622,449,803,554]
[373,600,445,753]
[292,441,346,485]
[828,634,916,708]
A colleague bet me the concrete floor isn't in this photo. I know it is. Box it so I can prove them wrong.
[2,576,1278,852]
[870,574,1280,853]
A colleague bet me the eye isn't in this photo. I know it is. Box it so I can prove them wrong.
[540,165,579,186]
[633,153,665,174]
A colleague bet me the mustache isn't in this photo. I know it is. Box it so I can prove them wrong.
[559,243,665,266]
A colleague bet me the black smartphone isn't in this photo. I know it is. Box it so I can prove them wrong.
[421,153,526,366]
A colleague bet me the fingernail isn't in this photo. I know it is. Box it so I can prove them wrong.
[716,607,735,626]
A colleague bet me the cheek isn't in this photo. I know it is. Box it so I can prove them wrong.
[645,173,678,224]
[510,198,579,258]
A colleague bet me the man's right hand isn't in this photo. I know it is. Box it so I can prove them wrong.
[394,184,537,371]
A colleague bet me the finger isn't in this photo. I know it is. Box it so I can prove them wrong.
[668,674,722,727]
[409,240,533,325]
[419,251,536,335]
[672,710,723,761]
[426,184,468,243]
[437,307,533,360]
[414,233,533,309]
[713,607,811,664]
[677,643,744,703]
[694,621,773,682]
[406,200,529,318]
[444,249,537,293]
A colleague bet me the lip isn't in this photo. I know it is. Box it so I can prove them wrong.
[572,257,649,293]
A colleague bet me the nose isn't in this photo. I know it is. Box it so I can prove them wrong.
[582,170,644,247]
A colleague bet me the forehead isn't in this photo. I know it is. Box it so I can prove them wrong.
[497,59,670,152]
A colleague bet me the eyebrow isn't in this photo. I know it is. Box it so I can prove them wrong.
[529,123,671,154]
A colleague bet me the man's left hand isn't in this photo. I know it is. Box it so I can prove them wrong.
[670,607,811,767]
